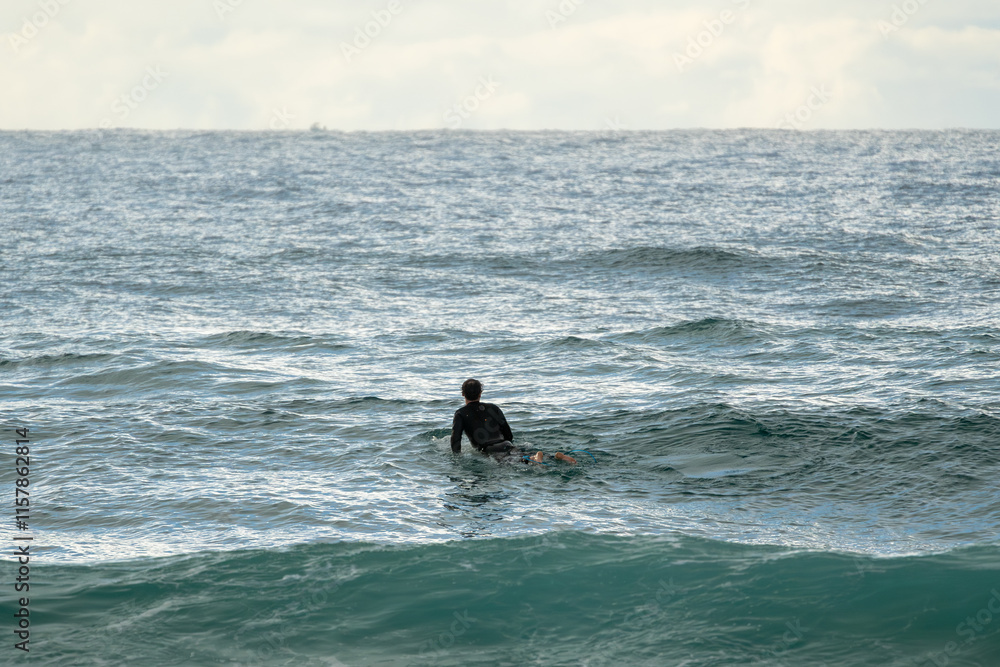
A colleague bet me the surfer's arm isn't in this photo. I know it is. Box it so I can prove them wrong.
[497,408,514,443]
[450,412,463,453]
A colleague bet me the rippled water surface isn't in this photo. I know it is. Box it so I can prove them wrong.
[2,130,999,665]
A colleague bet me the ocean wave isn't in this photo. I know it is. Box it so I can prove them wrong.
[48,358,324,399]
[607,318,773,345]
[10,533,1000,666]
[381,245,768,278]
[196,330,352,351]
[0,351,118,370]
[539,334,610,350]
[577,245,770,274]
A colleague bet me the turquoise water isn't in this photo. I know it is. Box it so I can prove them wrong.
[2,130,999,665]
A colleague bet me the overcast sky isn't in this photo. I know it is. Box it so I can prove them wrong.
[3,0,998,130]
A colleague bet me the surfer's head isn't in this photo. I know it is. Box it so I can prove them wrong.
[462,378,482,402]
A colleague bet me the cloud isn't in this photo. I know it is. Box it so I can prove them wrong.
[0,0,997,129]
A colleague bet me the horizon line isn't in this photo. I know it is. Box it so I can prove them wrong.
[2,127,998,134]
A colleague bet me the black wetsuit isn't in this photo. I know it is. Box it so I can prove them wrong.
[451,401,515,454]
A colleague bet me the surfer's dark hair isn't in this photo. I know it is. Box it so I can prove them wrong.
[462,378,482,401]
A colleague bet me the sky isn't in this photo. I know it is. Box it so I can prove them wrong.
[2,0,999,130]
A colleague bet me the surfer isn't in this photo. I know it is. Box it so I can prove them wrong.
[451,379,576,464]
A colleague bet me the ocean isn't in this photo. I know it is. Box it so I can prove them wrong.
[1,129,999,665]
